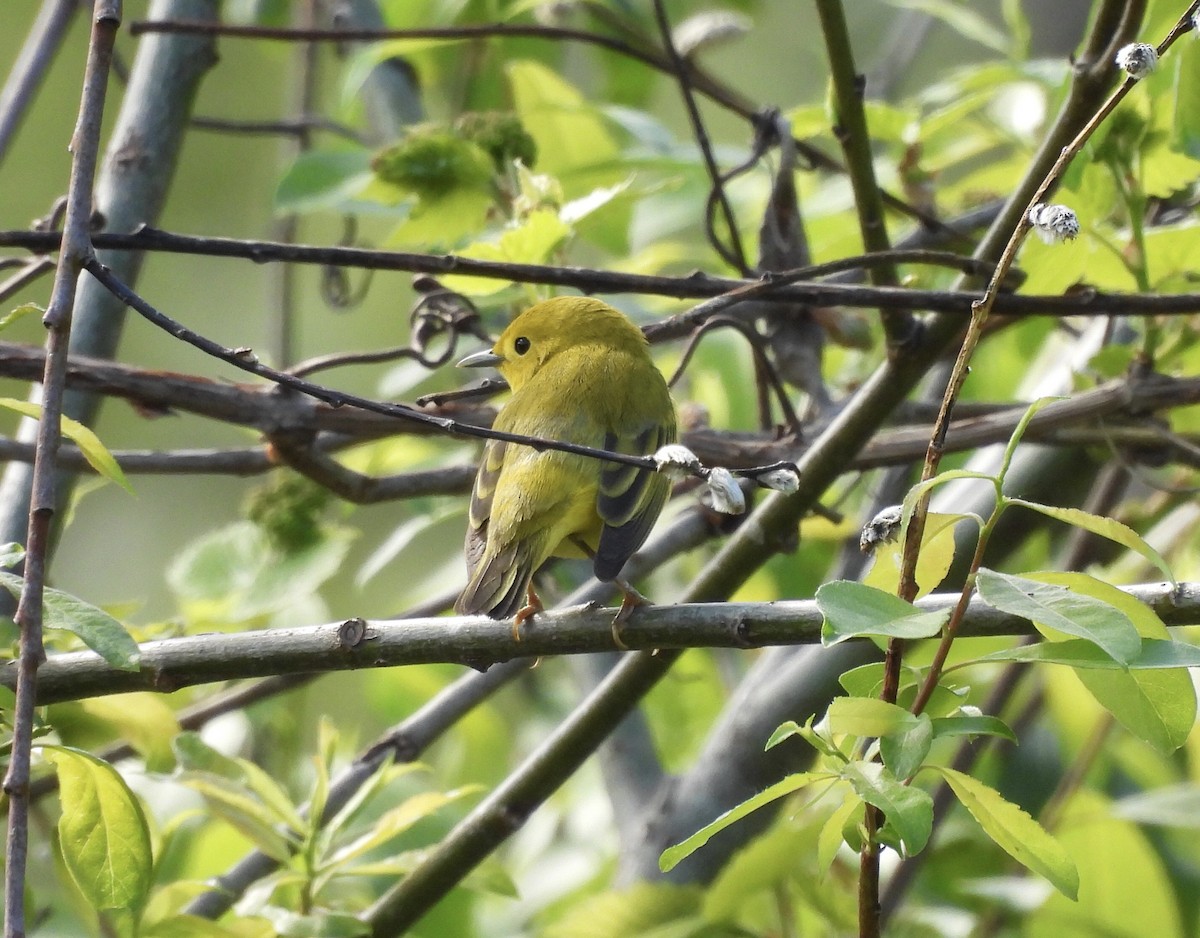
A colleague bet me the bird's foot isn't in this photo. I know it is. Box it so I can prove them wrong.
[512,584,544,641]
[611,580,651,650]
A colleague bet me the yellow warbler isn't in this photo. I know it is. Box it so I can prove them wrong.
[455,297,676,634]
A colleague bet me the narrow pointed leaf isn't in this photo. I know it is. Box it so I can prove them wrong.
[0,397,133,494]
[1006,499,1174,584]
[936,766,1078,899]
[660,772,830,871]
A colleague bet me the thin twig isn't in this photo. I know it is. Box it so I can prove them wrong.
[650,0,748,274]
[3,4,120,934]
[899,1,1196,713]
[6,226,1200,318]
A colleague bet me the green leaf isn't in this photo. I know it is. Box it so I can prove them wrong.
[0,302,42,331]
[902,471,996,528]
[817,788,861,874]
[167,522,353,623]
[233,530,354,620]
[507,60,619,177]
[931,714,1017,744]
[826,697,923,739]
[1036,572,1195,754]
[886,0,1009,55]
[997,397,1065,486]
[1004,499,1174,584]
[864,511,971,598]
[142,916,252,938]
[659,772,831,872]
[765,718,845,762]
[1024,790,1182,938]
[935,766,1078,899]
[879,714,933,782]
[1173,41,1200,159]
[817,580,950,645]
[542,882,705,938]
[0,397,133,495]
[974,637,1200,669]
[842,761,932,856]
[0,541,24,568]
[274,149,374,213]
[441,208,572,296]
[177,774,298,863]
[0,572,140,670]
[323,787,478,870]
[44,745,153,912]
[78,694,180,771]
[174,733,303,831]
[702,818,814,923]
[974,569,1142,663]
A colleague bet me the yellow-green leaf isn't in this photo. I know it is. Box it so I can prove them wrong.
[0,397,133,495]
[936,766,1078,899]
[1033,572,1195,754]
[44,745,153,912]
[1006,499,1174,584]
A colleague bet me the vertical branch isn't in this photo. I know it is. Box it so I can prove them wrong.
[2,3,121,935]
[0,0,219,554]
[650,0,750,275]
[813,0,916,352]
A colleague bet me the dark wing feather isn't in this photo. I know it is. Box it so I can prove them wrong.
[594,423,673,581]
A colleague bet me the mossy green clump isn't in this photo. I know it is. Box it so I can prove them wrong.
[371,129,494,198]
[245,472,332,552]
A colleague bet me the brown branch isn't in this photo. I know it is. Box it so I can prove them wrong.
[3,341,1198,482]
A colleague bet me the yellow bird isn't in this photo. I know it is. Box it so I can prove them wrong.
[455,297,677,638]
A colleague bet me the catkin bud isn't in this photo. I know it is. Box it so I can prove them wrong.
[757,467,801,494]
[860,505,903,553]
[1116,42,1158,79]
[1027,203,1080,244]
[704,467,746,515]
[653,444,703,481]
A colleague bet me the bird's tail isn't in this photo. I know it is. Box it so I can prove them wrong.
[455,539,538,619]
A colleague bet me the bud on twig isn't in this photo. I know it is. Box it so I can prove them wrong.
[1116,42,1158,79]
[1027,203,1080,244]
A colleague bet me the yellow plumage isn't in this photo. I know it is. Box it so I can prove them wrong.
[455,297,676,621]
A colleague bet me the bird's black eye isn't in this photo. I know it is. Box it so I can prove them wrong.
[514,336,531,355]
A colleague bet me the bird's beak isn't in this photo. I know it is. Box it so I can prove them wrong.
[457,348,503,368]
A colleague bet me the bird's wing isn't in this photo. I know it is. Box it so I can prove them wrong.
[463,438,505,578]
[457,439,529,617]
[593,420,674,582]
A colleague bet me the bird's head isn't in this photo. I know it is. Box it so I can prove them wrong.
[458,297,648,392]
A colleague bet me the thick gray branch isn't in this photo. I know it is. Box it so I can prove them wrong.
[9,582,1198,704]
